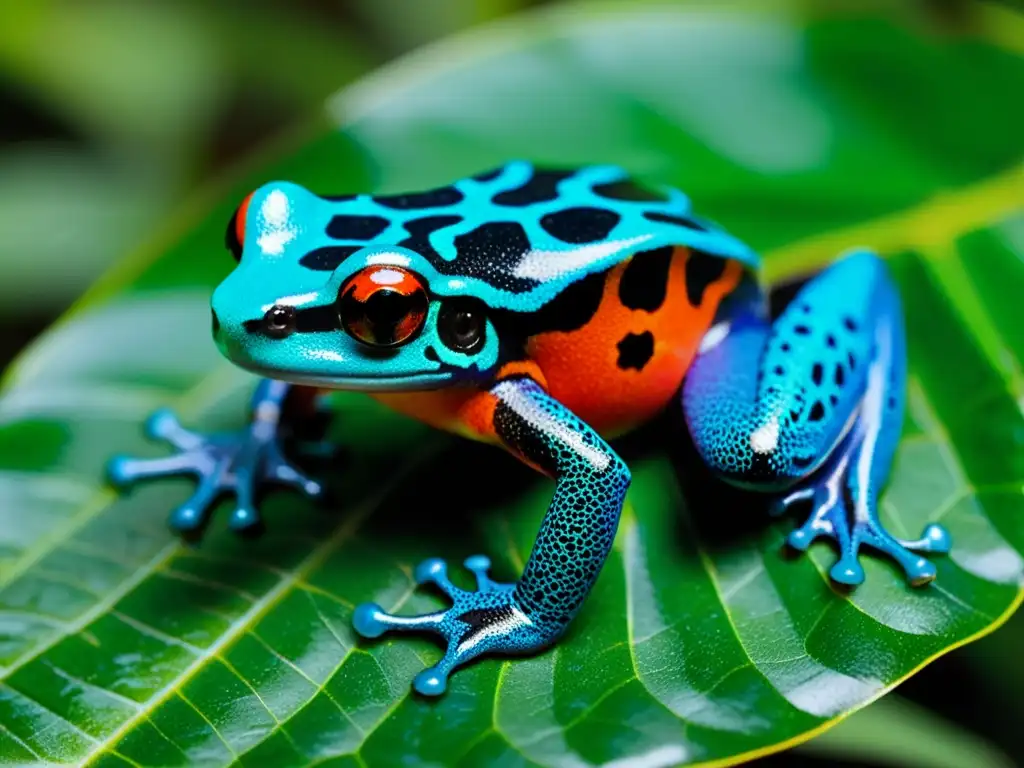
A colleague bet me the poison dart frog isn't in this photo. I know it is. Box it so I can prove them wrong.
[108,161,951,696]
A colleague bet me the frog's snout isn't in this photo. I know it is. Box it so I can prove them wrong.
[211,308,221,337]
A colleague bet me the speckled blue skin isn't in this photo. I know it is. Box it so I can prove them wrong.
[107,162,950,696]
[357,376,630,695]
[683,251,950,586]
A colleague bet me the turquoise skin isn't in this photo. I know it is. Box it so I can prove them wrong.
[108,162,951,696]
[210,161,757,389]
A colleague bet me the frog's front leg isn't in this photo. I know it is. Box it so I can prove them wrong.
[683,249,950,586]
[107,379,325,540]
[353,375,631,696]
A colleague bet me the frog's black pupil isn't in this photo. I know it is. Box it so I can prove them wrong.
[263,305,296,338]
[452,312,475,340]
[366,290,408,328]
[438,301,485,353]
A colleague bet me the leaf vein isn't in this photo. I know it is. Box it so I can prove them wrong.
[110,610,203,654]
[0,543,180,678]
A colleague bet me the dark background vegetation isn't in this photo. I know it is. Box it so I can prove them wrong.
[1,0,1020,765]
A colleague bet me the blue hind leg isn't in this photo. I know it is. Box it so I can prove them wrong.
[683,250,950,587]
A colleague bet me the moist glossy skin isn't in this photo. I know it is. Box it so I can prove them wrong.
[107,161,952,697]
[209,161,757,391]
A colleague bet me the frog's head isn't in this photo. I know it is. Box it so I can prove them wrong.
[210,181,501,390]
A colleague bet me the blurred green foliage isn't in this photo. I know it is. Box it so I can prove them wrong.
[0,0,532,317]
[0,0,1022,766]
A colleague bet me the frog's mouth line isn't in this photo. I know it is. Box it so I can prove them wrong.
[226,356,454,392]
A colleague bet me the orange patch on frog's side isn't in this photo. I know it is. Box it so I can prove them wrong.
[526,247,743,438]
[370,361,548,444]
[370,387,493,441]
[370,360,553,475]
[371,251,742,445]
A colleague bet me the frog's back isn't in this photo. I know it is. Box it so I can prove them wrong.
[466,162,757,435]
[360,162,757,437]
[309,161,758,313]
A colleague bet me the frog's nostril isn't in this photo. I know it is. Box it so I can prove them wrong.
[211,309,221,336]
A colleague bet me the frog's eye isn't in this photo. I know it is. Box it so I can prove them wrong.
[225,192,254,262]
[437,300,486,354]
[338,265,429,347]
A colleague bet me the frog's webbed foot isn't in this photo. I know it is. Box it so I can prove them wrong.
[353,555,554,696]
[772,439,951,587]
[107,382,324,540]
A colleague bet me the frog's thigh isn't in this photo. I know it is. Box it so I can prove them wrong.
[682,249,898,486]
[683,250,954,586]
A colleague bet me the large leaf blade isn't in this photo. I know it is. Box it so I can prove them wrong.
[0,2,1022,766]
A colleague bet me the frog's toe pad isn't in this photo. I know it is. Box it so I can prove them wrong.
[828,559,866,587]
[228,505,265,537]
[413,669,448,697]
[106,455,138,487]
[144,408,200,448]
[352,602,392,638]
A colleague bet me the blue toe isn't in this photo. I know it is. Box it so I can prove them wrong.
[786,528,813,551]
[413,669,447,697]
[169,505,204,531]
[106,456,132,486]
[922,523,952,554]
[145,408,177,437]
[353,603,388,638]
[905,558,937,587]
[229,506,261,532]
[414,558,447,584]
[829,559,865,586]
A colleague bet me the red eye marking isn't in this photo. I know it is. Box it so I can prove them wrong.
[235,192,253,244]
[339,265,430,347]
[226,191,254,262]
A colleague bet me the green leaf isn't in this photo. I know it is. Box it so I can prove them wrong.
[178,0,377,109]
[1,1,1023,766]
[795,694,1015,768]
[0,0,374,169]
